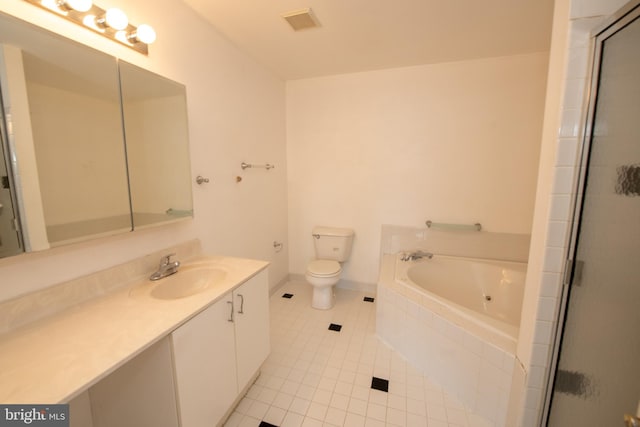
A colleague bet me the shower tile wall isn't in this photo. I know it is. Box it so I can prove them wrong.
[519,0,630,424]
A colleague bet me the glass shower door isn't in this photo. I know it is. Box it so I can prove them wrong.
[547,4,640,426]
[0,143,22,258]
[0,95,23,258]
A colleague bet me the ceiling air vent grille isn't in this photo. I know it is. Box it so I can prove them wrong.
[282,8,321,31]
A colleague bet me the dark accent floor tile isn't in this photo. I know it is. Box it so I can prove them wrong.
[371,376,389,392]
[328,323,342,332]
[364,296,375,302]
[259,422,278,427]
[282,293,294,299]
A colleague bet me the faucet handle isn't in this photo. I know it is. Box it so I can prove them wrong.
[160,253,176,266]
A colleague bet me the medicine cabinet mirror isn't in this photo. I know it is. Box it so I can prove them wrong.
[119,61,193,230]
[0,12,193,260]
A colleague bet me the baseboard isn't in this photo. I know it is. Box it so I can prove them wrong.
[269,275,291,296]
[286,273,376,295]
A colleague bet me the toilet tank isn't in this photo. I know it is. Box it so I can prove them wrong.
[312,226,355,262]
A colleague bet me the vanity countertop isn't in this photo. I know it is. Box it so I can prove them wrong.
[0,255,269,404]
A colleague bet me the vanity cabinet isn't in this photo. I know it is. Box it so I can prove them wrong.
[0,253,270,427]
[171,269,270,426]
[171,292,237,426]
[233,270,271,389]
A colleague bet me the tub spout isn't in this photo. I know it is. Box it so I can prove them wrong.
[401,250,434,261]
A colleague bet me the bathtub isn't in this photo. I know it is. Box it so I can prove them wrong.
[376,252,527,426]
[398,253,525,347]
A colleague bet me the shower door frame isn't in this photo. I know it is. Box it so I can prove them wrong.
[541,0,640,424]
[0,82,25,257]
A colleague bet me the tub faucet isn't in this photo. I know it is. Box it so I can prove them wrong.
[150,253,180,281]
[401,250,434,261]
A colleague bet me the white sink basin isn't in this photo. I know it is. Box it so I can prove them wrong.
[149,266,227,300]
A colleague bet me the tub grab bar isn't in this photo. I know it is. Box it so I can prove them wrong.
[241,162,275,170]
[426,220,482,231]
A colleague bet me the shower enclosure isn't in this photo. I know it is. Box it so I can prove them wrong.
[545,1,640,426]
[0,98,23,258]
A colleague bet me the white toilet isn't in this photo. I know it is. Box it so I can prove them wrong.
[305,226,355,310]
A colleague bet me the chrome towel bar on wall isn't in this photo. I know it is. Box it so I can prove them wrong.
[425,220,482,231]
[241,162,275,170]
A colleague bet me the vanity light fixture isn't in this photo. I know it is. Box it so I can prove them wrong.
[58,0,93,12]
[127,23,156,44]
[96,7,128,30]
[24,0,155,55]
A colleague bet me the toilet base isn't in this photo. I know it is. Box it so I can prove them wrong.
[311,285,335,310]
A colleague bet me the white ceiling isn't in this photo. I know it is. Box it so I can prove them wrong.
[181,0,555,81]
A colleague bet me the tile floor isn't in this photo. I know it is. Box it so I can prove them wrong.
[224,280,492,427]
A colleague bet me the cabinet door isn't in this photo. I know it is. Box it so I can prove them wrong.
[234,270,270,389]
[172,294,237,427]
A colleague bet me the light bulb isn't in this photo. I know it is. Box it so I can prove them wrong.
[64,0,92,12]
[83,14,102,31]
[105,8,128,30]
[41,0,61,12]
[134,24,156,44]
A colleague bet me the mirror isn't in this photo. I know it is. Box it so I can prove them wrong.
[119,61,193,229]
[0,12,193,259]
[22,41,131,247]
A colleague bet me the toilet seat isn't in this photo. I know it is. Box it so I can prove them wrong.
[307,260,341,277]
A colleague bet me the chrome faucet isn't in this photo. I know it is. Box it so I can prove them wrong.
[400,250,434,261]
[150,253,180,281]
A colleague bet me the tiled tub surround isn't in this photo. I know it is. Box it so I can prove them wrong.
[376,225,531,426]
[0,239,268,404]
[379,225,531,264]
[378,257,516,426]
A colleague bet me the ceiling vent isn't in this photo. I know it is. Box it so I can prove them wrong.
[282,8,321,31]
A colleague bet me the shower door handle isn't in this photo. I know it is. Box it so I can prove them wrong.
[0,203,3,214]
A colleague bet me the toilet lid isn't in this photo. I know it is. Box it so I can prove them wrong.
[307,260,341,277]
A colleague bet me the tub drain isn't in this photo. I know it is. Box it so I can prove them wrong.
[485,295,492,302]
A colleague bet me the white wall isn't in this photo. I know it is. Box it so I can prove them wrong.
[0,0,288,300]
[287,53,548,285]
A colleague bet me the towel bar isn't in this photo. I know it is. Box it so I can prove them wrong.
[241,162,274,170]
[425,220,482,231]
